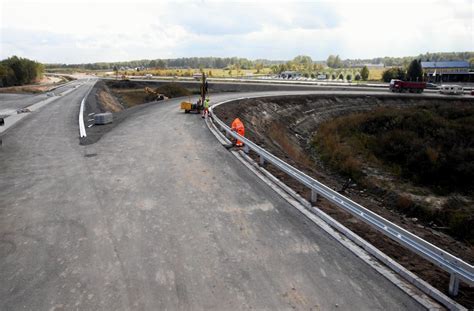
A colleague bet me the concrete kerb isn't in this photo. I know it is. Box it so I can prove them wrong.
[78,80,97,138]
[79,98,86,137]
[205,98,466,311]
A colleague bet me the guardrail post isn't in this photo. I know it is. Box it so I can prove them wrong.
[225,131,230,139]
[449,274,460,296]
[311,189,318,204]
[243,144,249,154]
[259,155,265,166]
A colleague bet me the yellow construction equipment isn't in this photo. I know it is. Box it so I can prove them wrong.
[144,87,166,101]
[181,72,207,113]
[180,101,194,113]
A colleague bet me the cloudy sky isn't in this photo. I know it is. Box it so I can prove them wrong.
[0,0,472,63]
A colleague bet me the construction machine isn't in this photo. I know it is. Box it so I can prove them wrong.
[181,72,207,113]
[144,87,166,101]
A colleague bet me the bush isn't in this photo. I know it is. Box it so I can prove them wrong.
[382,67,406,82]
[346,74,352,81]
[0,56,44,87]
[437,196,474,243]
[360,66,369,80]
[315,104,474,242]
[316,105,474,194]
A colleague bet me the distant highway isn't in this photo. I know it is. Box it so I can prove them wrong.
[0,84,438,309]
[101,76,451,95]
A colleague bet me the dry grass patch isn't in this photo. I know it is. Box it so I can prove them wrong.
[314,104,474,242]
[268,122,313,167]
[368,68,385,81]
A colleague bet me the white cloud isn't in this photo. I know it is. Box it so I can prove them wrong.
[0,0,472,63]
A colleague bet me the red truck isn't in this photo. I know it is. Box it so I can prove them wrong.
[389,79,426,93]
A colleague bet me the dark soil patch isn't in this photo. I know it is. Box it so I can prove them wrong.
[155,83,192,98]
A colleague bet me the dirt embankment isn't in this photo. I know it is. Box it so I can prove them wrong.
[81,80,193,145]
[214,94,474,307]
[0,75,74,94]
[104,80,193,107]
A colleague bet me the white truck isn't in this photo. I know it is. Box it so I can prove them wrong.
[439,85,464,95]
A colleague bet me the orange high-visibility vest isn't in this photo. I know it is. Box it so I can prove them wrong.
[231,118,245,146]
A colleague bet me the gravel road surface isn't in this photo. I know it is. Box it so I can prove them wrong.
[0,88,430,310]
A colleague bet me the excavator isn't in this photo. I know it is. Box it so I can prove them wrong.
[144,87,166,101]
[180,72,207,113]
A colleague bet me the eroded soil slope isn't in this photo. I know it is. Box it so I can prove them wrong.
[214,94,474,306]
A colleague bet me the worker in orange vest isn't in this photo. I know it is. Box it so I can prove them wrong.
[231,118,245,147]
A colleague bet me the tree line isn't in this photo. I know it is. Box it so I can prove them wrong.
[46,57,279,71]
[46,51,472,73]
[0,56,44,87]
[328,51,474,68]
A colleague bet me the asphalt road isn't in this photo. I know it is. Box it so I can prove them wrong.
[109,76,447,94]
[0,88,429,310]
[0,80,84,117]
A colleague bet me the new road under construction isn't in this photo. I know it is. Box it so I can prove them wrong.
[0,76,473,310]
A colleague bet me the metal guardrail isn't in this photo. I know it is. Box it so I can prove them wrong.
[209,98,474,297]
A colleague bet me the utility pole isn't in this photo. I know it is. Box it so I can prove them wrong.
[200,72,207,104]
